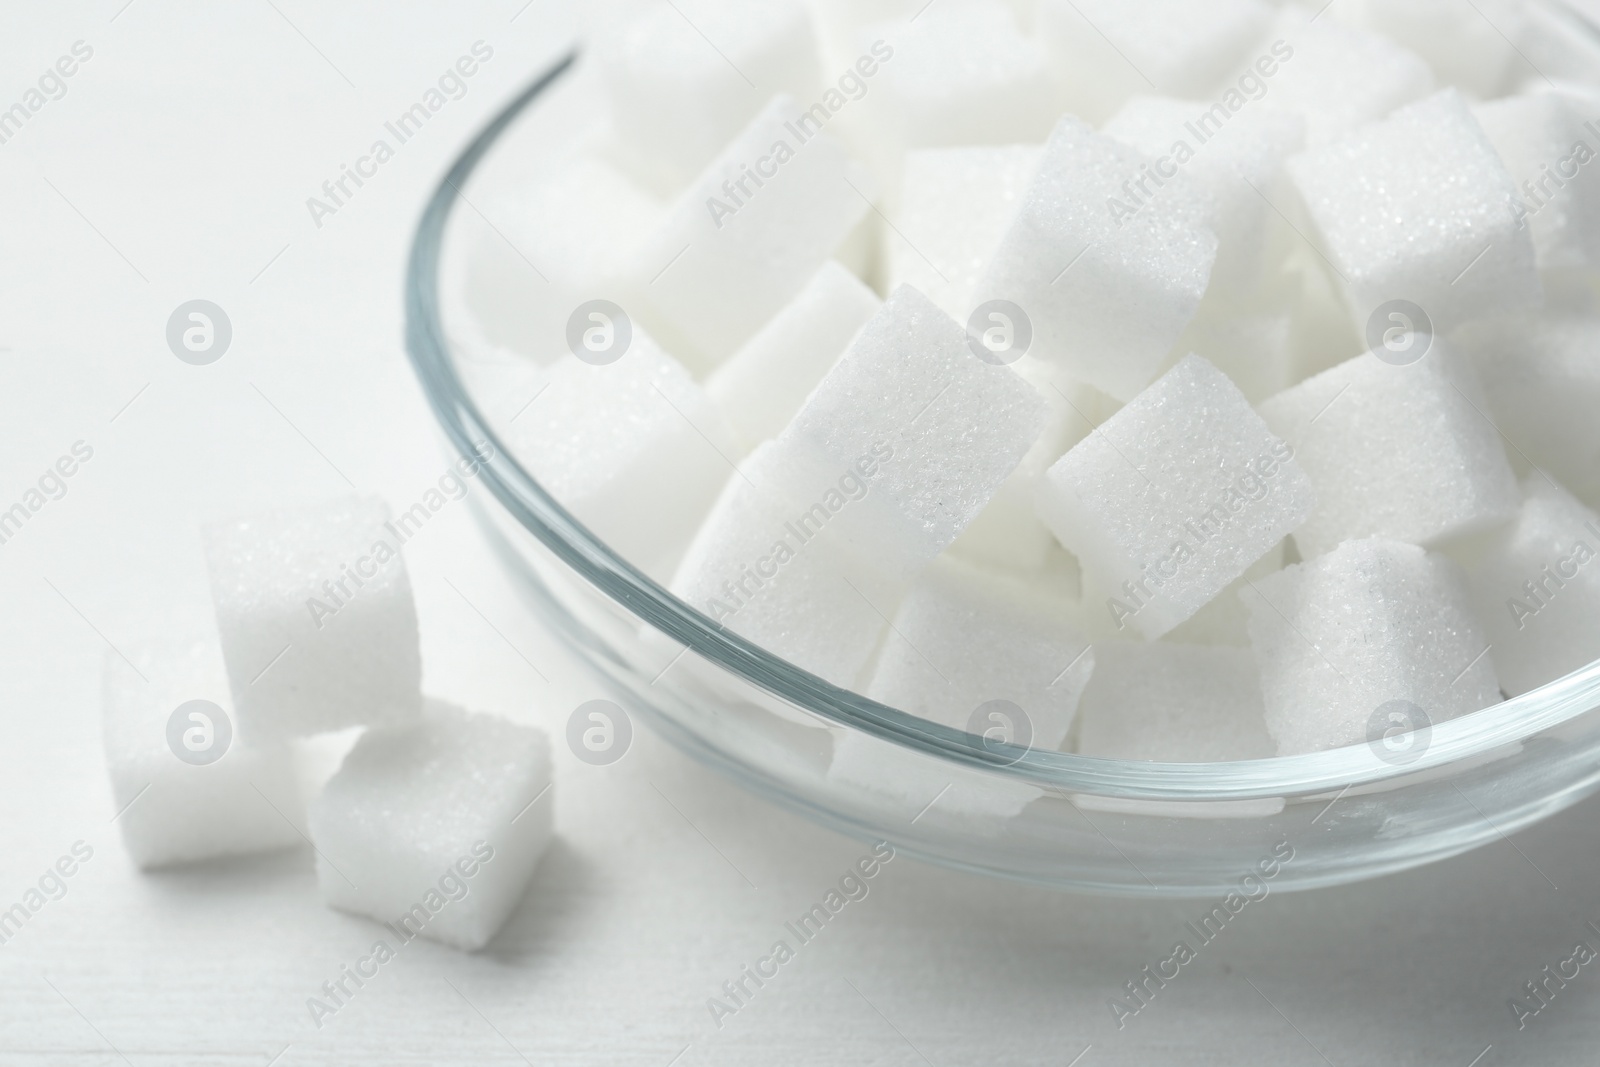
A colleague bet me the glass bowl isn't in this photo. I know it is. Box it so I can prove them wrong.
[405,43,1600,896]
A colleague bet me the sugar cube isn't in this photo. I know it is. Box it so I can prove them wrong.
[1037,354,1314,639]
[1036,0,1272,124]
[629,95,876,373]
[1246,538,1501,756]
[203,497,422,741]
[1339,0,1528,98]
[1104,97,1305,301]
[1466,476,1600,697]
[1454,313,1600,508]
[1258,340,1521,558]
[829,557,1094,817]
[1076,642,1273,762]
[705,260,880,451]
[674,286,1046,683]
[308,700,552,952]
[887,144,1041,321]
[669,442,903,688]
[853,2,1056,156]
[1266,16,1436,146]
[502,330,740,582]
[454,155,662,364]
[600,0,822,191]
[101,633,303,869]
[1287,89,1542,335]
[1475,92,1600,272]
[975,117,1219,401]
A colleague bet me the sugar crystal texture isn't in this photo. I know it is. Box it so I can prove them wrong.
[629,95,875,373]
[600,0,821,191]
[1075,642,1274,762]
[976,117,1218,401]
[706,261,880,451]
[831,558,1093,818]
[1258,340,1521,558]
[1036,0,1272,124]
[888,144,1041,321]
[1287,89,1541,335]
[203,496,422,741]
[1037,354,1314,639]
[1453,313,1600,508]
[1474,92,1600,273]
[503,331,739,582]
[1246,538,1501,755]
[1103,97,1304,301]
[101,632,303,869]
[308,699,553,951]
[1265,15,1436,146]
[1466,476,1600,697]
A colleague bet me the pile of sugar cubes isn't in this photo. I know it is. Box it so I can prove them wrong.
[100,494,553,950]
[454,0,1600,776]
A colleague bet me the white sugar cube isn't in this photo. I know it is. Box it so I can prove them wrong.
[976,117,1218,401]
[1475,93,1600,272]
[669,442,903,687]
[1104,97,1304,301]
[865,557,1095,743]
[203,497,422,741]
[1038,354,1314,639]
[705,260,880,450]
[1076,643,1273,762]
[503,332,740,582]
[1266,16,1435,146]
[1258,341,1520,558]
[1454,313,1600,508]
[1342,0,1528,98]
[854,2,1056,156]
[101,633,302,869]
[308,700,552,952]
[455,155,662,364]
[1036,0,1272,124]
[829,558,1093,817]
[1287,89,1541,335]
[776,284,1048,563]
[949,358,1095,573]
[1467,476,1600,697]
[600,0,822,191]
[887,144,1041,321]
[630,95,876,373]
[1247,538,1500,755]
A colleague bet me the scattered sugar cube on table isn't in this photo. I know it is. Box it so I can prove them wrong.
[1258,340,1521,559]
[1037,354,1314,639]
[101,632,303,869]
[1246,538,1501,756]
[976,116,1219,401]
[1076,642,1274,762]
[1287,88,1542,336]
[202,496,423,741]
[1467,476,1600,697]
[308,700,553,951]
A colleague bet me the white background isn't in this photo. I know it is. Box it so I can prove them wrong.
[2,2,1599,1064]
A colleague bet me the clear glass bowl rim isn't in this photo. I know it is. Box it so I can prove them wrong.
[403,48,1600,802]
